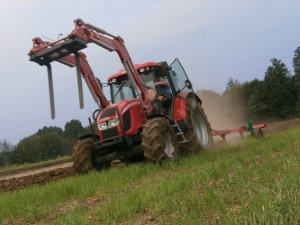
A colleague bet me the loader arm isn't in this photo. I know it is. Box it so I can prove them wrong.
[29,18,152,119]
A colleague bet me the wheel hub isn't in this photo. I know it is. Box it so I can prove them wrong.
[162,132,175,157]
[191,111,209,147]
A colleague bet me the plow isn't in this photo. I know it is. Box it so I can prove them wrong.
[212,123,268,140]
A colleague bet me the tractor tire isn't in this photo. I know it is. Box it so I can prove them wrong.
[181,98,213,153]
[71,137,95,173]
[142,117,179,162]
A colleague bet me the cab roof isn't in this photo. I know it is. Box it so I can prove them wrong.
[108,62,160,80]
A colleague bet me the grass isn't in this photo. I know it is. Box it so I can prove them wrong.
[0,126,300,225]
[0,156,70,174]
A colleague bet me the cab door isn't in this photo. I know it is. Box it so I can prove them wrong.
[169,58,193,94]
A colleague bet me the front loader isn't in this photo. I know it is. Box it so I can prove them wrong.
[29,18,213,172]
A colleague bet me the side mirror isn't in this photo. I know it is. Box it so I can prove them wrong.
[185,79,192,89]
[92,109,101,121]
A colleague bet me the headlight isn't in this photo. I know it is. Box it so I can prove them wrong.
[98,122,108,130]
[97,117,119,131]
[109,116,119,127]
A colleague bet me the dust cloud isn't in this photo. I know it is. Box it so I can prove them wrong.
[197,90,246,131]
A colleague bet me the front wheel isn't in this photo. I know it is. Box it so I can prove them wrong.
[71,137,95,173]
[142,117,179,162]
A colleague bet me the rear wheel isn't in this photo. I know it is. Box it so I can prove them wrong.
[71,137,95,173]
[142,117,179,162]
[181,98,212,153]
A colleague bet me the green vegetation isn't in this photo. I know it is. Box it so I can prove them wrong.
[1,126,299,225]
[294,47,300,116]
[0,119,88,167]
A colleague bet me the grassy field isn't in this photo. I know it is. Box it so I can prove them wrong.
[0,126,299,225]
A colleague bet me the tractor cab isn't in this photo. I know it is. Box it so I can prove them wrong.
[107,59,194,117]
[109,73,137,103]
[108,62,160,102]
[108,62,175,115]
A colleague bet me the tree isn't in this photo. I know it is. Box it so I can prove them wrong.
[36,126,64,136]
[250,58,295,120]
[0,139,14,152]
[222,78,246,126]
[64,119,86,153]
[11,133,66,164]
[37,133,66,160]
[64,119,85,139]
[0,140,15,166]
[225,78,241,92]
[293,47,300,115]
[242,79,262,119]
[11,135,42,163]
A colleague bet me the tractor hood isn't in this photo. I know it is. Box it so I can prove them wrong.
[97,99,143,121]
[96,98,145,139]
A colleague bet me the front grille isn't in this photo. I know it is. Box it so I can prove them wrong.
[102,127,118,140]
[122,110,131,131]
[100,107,117,119]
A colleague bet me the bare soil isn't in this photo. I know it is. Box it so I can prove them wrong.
[0,162,75,191]
[263,119,300,134]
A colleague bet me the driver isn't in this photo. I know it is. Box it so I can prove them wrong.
[154,76,172,107]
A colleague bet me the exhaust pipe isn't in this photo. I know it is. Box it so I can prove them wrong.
[47,65,55,119]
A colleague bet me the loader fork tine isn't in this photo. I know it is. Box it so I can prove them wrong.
[75,53,84,109]
[47,64,55,119]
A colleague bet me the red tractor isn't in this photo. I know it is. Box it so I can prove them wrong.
[29,19,212,172]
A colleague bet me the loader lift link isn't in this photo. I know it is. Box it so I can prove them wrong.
[29,18,213,172]
[30,37,110,118]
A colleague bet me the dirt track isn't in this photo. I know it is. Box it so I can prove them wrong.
[1,119,299,192]
[0,162,76,191]
[263,119,300,134]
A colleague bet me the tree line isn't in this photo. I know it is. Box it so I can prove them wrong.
[1,47,300,167]
[0,120,91,167]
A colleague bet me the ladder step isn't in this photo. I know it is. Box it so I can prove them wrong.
[172,120,189,144]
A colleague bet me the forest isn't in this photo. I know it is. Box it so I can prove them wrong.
[1,47,300,167]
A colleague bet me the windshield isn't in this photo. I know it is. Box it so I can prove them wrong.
[110,76,136,103]
[109,65,167,103]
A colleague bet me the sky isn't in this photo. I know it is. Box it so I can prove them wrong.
[1,0,300,144]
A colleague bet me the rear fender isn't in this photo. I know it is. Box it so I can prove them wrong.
[173,92,202,121]
[147,113,170,121]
